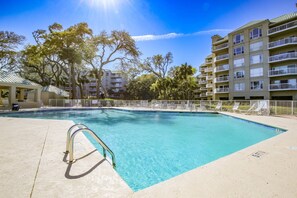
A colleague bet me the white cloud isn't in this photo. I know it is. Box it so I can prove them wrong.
[132,29,232,42]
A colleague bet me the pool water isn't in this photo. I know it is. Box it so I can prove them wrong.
[1,109,283,191]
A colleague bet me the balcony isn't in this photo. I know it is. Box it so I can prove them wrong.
[206,92,213,96]
[269,52,297,63]
[200,93,207,97]
[268,37,297,49]
[199,67,205,72]
[214,64,229,73]
[206,76,213,81]
[214,76,229,83]
[200,87,207,91]
[269,83,297,91]
[268,20,297,35]
[199,80,207,84]
[199,74,207,79]
[204,67,213,73]
[214,87,229,93]
[206,83,213,88]
[268,65,297,77]
[212,43,229,52]
[215,54,229,62]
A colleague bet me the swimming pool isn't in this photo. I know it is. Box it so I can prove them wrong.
[1,109,284,191]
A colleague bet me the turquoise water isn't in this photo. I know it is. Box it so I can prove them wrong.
[1,109,282,191]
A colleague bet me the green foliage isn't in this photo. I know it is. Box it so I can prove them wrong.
[125,74,157,100]
[0,31,25,72]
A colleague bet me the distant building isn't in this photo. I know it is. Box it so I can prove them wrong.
[40,85,69,105]
[198,11,297,100]
[63,69,127,99]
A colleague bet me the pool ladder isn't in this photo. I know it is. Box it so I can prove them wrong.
[66,124,116,168]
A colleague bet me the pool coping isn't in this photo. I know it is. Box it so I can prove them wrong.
[0,108,297,197]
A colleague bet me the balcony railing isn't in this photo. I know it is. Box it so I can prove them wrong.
[215,54,229,62]
[199,67,205,72]
[206,92,213,96]
[269,52,297,63]
[214,64,229,73]
[268,37,297,49]
[204,67,213,72]
[214,76,229,83]
[269,83,297,91]
[206,76,213,81]
[212,43,229,52]
[214,87,229,93]
[199,80,207,84]
[206,83,213,88]
[268,20,297,35]
[268,65,297,77]
[200,93,207,97]
[200,87,207,91]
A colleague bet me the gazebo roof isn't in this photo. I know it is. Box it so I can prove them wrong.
[0,71,41,88]
[42,85,69,98]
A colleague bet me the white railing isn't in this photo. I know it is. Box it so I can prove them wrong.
[269,83,297,91]
[214,76,229,83]
[268,65,297,76]
[214,64,229,73]
[199,80,207,84]
[269,52,297,63]
[206,92,213,96]
[206,83,213,88]
[268,20,297,35]
[213,43,229,51]
[268,37,297,49]
[204,67,213,72]
[215,54,229,61]
[199,67,205,72]
[200,93,207,97]
[200,87,207,91]
[46,99,297,116]
[214,88,229,93]
[206,76,213,81]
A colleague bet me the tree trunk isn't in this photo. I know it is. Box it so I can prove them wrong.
[79,83,84,99]
[70,63,77,99]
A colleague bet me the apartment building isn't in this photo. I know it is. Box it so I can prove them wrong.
[63,69,127,99]
[198,11,297,100]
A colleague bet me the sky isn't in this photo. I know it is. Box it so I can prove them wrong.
[0,0,296,71]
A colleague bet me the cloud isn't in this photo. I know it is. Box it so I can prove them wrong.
[132,29,232,42]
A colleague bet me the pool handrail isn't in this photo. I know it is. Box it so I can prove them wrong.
[66,123,88,152]
[66,124,116,168]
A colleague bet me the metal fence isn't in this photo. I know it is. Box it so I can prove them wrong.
[48,99,297,116]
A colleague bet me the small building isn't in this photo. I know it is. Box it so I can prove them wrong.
[40,85,69,106]
[0,71,42,109]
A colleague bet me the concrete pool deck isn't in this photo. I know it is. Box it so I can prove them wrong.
[0,109,297,197]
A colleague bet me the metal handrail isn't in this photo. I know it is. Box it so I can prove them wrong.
[66,123,88,152]
[66,124,116,168]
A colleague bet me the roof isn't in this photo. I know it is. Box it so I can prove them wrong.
[0,71,41,87]
[270,11,297,24]
[42,85,69,97]
[231,20,267,33]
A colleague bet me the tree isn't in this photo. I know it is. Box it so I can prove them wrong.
[125,74,157,100]
[172,63,198,100]
[0,31,25,72]
[141,52,173,79]
[83,30,140,98]
[26,23,93,98]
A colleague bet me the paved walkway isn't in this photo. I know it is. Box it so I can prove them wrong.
[0,111,297,198]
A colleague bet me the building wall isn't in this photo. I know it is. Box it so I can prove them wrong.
[198,12,297,101]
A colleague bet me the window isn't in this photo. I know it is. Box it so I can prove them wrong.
[250,54,263,64]
[233,33,244,44]
[233,46,244,55]
[234,58,244,67]
[250,27,262,39]
[234,83,245,91]
[251,81,264,90]
[250,41,263,52]
[250,68,263,77]
[234,70,245,79]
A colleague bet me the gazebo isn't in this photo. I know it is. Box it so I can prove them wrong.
[0,71,42,109]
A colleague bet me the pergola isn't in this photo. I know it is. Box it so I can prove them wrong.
[0,71,42,108]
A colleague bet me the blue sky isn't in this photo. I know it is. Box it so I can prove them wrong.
[0,0,296,71]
